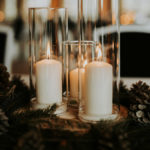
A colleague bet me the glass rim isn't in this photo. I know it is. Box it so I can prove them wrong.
[63,40,98,46]
[28,7,67,11]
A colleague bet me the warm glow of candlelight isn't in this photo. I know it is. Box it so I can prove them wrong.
[47,43,50,59]
[96,45,102,60]
[81,55,87,67]
[83,59,87,67]
[0,11,4,22]
[120,12,135,25]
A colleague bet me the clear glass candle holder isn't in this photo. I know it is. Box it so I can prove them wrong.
[29,8,68,113]
[78,41,118,122]
[78,0,120,122]
[63,41,96,109]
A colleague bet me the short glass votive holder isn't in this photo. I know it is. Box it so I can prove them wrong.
[63,41,96,109]
[29,8,68,114]
[78,41,118,122]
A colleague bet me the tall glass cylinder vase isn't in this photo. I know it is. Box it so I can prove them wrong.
[78,0,120,79]
[78,0,120,121]
[29,8,68,113]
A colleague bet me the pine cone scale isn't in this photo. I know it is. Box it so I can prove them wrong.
[129,81,150,124]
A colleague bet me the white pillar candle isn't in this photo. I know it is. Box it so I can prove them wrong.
[70,68,85,99]
[85,61,112,116]
[36,59,62,104]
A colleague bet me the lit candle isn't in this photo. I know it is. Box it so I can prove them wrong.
[69,59,87,99]
[85,48,113,116]
[70,68,85,99]
[35,45,62,104]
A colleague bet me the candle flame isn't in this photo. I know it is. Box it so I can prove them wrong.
[81,55,87,67]
[83,59,87,67]
[47,43,50,59]
[96,45,102,61]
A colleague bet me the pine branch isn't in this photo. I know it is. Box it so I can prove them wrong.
[9,104,57,125]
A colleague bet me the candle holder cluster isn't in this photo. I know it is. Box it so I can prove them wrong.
[29,0,120,122]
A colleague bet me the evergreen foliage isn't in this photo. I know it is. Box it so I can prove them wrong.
[1,64,150,150]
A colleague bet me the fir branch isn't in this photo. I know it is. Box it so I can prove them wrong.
[0,76,31,116]
[9,104,57,125]
[0,109,9,135]
[2,65,150,150]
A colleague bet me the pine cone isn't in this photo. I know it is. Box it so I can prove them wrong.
[129,81,150,124]
[15,130,44,150]
[0,108,9,135]
[0,64,10,93]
